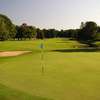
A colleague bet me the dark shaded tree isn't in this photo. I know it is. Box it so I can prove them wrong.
[15,25,24,40]
[36,28,44,39]
[15,23,36,40]
[43,29,58,38]
[77,21,98,47]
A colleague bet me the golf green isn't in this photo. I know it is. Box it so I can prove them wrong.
[0,38,100,100]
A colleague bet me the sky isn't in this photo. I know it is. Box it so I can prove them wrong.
[0,0,100,30]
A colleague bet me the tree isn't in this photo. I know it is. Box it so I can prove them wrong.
[43,29,57,38]
[15,25,24,40]
[15,23,36,40]
[80,22,85,29]
[26,26,36,39]
[0,14,16,41]
[36,29,44,39]
[78,21,98,47]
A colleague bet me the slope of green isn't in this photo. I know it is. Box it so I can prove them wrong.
[0,38,100,100]
[0,83,51,100]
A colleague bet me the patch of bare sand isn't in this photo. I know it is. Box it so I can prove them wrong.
[0,51,32,57]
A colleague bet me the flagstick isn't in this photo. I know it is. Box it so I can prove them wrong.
[41,42,44,74]
[41,34,45,75]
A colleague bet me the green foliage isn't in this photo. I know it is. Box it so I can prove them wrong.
[36,28,44,39]
[0,32,8,41]
[0,14,16,41]
[1,13,100,47]
[15,24,36,40]
[78,21,98,47]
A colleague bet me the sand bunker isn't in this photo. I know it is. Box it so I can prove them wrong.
[0,51,31,57]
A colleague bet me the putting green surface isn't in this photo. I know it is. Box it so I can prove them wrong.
[0,38,100,100]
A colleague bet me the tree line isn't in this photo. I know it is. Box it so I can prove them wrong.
[0,14,100,46]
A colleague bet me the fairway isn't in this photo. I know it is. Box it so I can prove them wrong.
[0,38,100,100]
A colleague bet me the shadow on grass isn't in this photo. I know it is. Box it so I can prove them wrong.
[0,83,53,100]
[51,48,100,53]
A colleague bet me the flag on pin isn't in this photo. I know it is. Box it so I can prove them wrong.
[40,43,44,49]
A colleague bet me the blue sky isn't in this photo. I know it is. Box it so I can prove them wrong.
[0,0,100,30]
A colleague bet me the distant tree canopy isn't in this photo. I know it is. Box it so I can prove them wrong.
[77,21,98,47]
[15,23,36,40]
[0,14,16,40]
[1,13,100,45]
[36,28,44,39]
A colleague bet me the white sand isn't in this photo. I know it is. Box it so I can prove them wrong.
[0,51,31,57]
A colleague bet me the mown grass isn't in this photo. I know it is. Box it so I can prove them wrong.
[0,38,100,100]
[0,83,51,100]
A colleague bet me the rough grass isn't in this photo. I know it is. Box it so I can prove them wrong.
[0,38,100,100]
